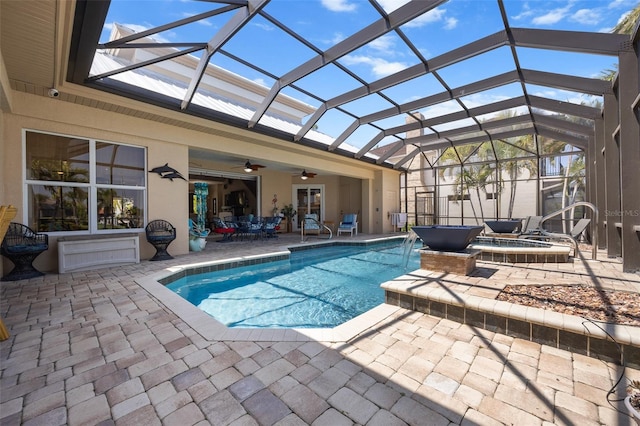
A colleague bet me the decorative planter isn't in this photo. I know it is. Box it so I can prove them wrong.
[484,219,522,233]
[189,236,207,252]
[625,396,640,425]
[412,225,484,252]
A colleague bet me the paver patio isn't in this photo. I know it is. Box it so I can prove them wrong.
[1,233,639,425]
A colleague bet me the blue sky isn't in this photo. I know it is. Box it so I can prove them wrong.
[99,0,638,147]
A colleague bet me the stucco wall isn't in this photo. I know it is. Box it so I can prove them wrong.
[0,90,402,276]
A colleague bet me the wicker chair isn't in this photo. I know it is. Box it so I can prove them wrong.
[145,220,176,261]
[1,222,49,281]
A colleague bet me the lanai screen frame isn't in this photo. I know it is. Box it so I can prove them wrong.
[65,0,640,271]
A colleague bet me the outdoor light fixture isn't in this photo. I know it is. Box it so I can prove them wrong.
[244,161,253,173]
[301,170,308,180]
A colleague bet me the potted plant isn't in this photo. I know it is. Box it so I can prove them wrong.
[280,204,296,233]
[626,380,640,425]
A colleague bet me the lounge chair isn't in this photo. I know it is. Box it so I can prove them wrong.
[520,218,591,256]
[520,216,543,235]
[337,213,358,236]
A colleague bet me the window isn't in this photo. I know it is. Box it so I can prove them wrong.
[25,130,146,233]
[447,194,470,202]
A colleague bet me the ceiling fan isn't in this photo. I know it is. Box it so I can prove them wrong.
[299,170,317,180]
[242,160,266,173]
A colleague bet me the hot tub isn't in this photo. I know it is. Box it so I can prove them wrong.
[469,236,571,263]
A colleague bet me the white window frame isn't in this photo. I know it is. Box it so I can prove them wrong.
[22,129,147,235]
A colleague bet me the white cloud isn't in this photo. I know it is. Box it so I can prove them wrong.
[321,0,357,12]
[532,6,571,25]
[181,12,212,27]
[444,17,458,30]
[254,22,274,31]
[512,2,534,21]
[404,8,447,28]
[570,9,602,25]
[331,32,345,44]
[368,35,396,52]
[341,54,407,78]
[608,0,631,8]
[377,0,410,13]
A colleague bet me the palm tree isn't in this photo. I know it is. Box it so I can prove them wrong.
[613,4,640,34]
[601,4,640,80]
[437,144,494,224]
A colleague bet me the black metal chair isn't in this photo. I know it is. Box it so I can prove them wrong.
[145,220,176,261]
[1,222,49,281]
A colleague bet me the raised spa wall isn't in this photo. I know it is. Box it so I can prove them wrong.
[469,237,572,263]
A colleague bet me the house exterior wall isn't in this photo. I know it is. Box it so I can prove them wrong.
[0,90,402,275]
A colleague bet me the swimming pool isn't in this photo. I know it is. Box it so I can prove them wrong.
[166,242,420,328]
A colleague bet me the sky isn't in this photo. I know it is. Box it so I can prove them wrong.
[99,0,638,148]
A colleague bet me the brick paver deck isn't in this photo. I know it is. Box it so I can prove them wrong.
[1,233,639,425]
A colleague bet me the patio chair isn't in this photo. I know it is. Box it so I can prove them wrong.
[337,213,358,236]
[247,216,264,240]
[211,217,235,242]
[1,222,49,281]
[262,216,281,239]
[303,214,321,235]
[145,219,176,261]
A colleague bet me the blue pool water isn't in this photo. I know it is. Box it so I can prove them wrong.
[167,242,420,328]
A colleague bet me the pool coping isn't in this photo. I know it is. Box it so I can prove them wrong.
[135,237,409,343]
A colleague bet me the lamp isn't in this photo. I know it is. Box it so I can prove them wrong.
[301,170,308,180]
[244,161,253,173]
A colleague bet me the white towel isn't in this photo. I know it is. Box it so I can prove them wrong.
[391,213,407,227]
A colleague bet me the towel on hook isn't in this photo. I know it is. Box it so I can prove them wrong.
[391,213,407,228]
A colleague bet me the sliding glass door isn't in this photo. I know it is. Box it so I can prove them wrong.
[292,184,324,231]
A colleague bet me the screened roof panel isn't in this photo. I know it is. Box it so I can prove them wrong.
[515,47,616,78]
[293,63,364,101]
[221,16,318,77]
[72,0,634,171]
[430,117,478,133]
[262,0,381,45]
[493,139,537,160]
[337,33,423,83]
[524,83,602,106]
[379,73,444,106]
[340,93,396,117]
[398,1,505,59]
[434,47,516,88]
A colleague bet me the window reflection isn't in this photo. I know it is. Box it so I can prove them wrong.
[96,142,145,186]
[29,185,89,232]
[97,188,144,229]
[26,133,89,183]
